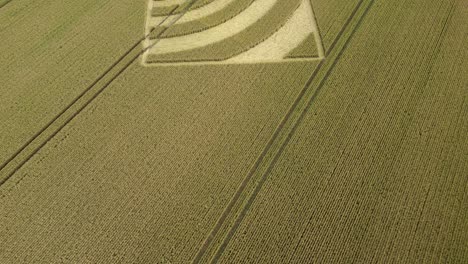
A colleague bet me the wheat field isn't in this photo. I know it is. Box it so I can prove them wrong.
[0,0,466,263]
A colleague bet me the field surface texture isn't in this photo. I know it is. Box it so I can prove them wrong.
[0,0,466,263]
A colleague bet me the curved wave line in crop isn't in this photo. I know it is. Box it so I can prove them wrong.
[153,0,187,8]
[180,0,217,14]
[152,0,217,17]
[151,4,180,17]
[147,0,301,62]
[156,0,255,39]
[149,0,241,40]
[175,0,237,24]
[147,0,280,54]
[227,0,316,62]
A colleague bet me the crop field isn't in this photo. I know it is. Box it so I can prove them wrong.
[0,0,466,263]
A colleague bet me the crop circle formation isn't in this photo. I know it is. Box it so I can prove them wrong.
[142,0,324,65]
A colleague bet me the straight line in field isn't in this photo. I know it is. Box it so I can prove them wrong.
[0,2,194,188]
[0,0,13,10]
[0,36,142,174]
[308,0,325,59]
[142,0,201,65]
[211,0,377,260]
[192,0,376,262]
[404,0,458,257]
[325,0,367,56]
[141,1,179,63]
[143,57,323,66]
[0,43,143,188]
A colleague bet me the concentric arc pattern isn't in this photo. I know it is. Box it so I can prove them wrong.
[142,0,324,65]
